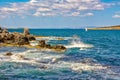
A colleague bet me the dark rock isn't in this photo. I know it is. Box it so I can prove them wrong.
[0,27,3,33]
[45,44,52,48]
[4,52,13,56]
[38,40,46,47]
[54,45,66,50]
[15,35,29,45]
[26,35,36,41]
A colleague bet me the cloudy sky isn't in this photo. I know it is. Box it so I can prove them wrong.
[0,0,120,28]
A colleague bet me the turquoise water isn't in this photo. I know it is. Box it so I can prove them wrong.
[0,29,120,80]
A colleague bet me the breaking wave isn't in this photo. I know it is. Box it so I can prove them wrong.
[65,36,94,49]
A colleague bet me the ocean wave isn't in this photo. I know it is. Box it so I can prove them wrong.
[65,36,94,49]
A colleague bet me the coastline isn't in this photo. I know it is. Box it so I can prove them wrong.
[86,25,120,30]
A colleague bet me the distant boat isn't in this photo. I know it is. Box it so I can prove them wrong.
[85,28,88,31]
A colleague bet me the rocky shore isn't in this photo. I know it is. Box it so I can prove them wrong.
[0,27,66,52]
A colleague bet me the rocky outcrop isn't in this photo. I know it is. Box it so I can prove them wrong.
[0,27,66,52]
[0,27,35,45]
[37,40,66,51]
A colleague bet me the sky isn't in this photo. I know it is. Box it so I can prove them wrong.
[0,0,120,29]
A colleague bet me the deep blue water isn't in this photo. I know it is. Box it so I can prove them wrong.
[0,29,120,80]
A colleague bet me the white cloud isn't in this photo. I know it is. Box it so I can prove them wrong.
[81,13,94,17]
[0,0,113,18]
[37,7,51,12]
[71,12,80,16]
[113,14,120,18]
[113,11,120,18]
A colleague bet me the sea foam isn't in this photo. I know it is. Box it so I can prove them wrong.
[65,36,94,49]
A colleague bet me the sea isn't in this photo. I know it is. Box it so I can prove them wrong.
[0,29,120,80]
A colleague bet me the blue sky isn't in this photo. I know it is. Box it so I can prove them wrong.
[0,0,120,28]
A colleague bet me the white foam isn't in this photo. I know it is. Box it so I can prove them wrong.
[29,41,39,46]
[36,36,71,41]
[65,37,93,49]
[70,62,107,71]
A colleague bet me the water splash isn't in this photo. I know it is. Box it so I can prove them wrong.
[65,36,94,49]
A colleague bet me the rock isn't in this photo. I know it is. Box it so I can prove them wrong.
[2,29,9,33]
[38,40,46,47]
[26,35,36,41]
[13,33,29,45]
[54,44,66,50]
[4,52,13,56]
[24,28,30,35]
[0,35,2,42]
[0,27,3,33]
[45,44,52,49]
[17,35,29,45]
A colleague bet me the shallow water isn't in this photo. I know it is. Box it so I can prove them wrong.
[0,29,120,80]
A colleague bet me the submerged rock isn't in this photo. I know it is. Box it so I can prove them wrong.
[37,40,66,51]
[4,52,13,56]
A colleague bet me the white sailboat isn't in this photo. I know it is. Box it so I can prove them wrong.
[85,28,88,31]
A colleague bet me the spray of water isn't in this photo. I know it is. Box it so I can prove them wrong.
[65,36,94,49]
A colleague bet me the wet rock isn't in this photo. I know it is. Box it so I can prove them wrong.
[38,40,46,47]
[54,44,66,50]
[4,52,13,56]
[45,44,52,48]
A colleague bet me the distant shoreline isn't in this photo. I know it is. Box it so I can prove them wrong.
[86,25,120,30]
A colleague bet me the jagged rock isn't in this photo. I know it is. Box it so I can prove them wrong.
[26,35,36,41]
[0,27,36,45]
[14,34,29,45]
[38,40,46,47]
[0,27,66,52]
[4,52,13,56]
[24,28,30,35]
